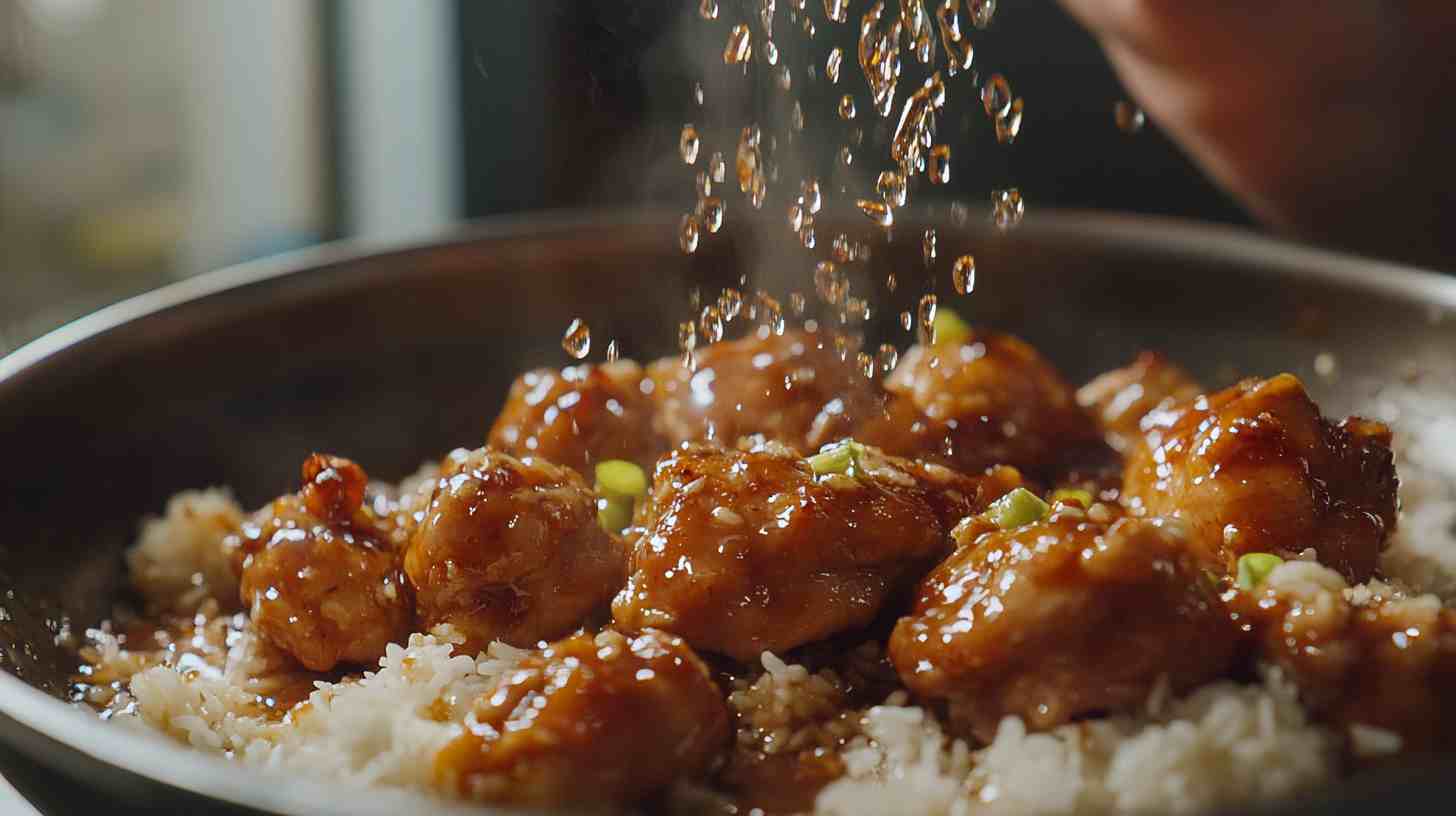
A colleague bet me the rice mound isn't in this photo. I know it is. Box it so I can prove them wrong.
[126,488,244,613]
[86,390,1456,813]
[815,669,1335,816]
[116,628,526,789]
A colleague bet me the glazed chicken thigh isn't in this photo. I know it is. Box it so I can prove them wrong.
[404,448,624,654]
[435,628,729,805]
[612,442,1019,661]
[1234,561,1456,753]
[647,327,881,453]
[228,454,414,672]
[1077,351,1204,454]
[1122,374,1398,582]
[856,326,1104,480]
[890,504,1236,739]
[488,361,668,474]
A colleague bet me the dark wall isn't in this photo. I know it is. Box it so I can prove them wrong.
[457,0,1248,226]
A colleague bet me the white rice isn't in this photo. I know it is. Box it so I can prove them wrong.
[90,383,1456,813]
[114,627,525,789]
[126,488,244,612]
[816,668,1335,816]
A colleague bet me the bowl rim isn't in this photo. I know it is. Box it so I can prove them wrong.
[1,208,1454,815]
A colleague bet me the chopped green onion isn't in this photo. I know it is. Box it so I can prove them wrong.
[808,439,867,477]
[596,460,647,500]
[1235,553,1284,590]
[595,459,647,534]
[985,487,1050,529]
[597,497,634,534]
[1049,488,1094,508]
[932,306,972,346]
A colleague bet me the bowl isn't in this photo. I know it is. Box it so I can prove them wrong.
[1,209,1453,815]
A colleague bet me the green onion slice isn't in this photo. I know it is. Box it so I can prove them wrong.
[932,306,972,347]
[1235,552,1285,590]
[595,459,647,533]
[808,439,867,477]
[1049,488,1094,508]
[985,487,1050,530]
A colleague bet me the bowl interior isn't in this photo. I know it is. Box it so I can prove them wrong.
[1,210,1454,813]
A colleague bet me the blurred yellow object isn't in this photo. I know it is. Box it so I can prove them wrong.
[69,196,185,269]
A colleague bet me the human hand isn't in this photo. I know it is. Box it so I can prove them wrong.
[1059,0,1456,267]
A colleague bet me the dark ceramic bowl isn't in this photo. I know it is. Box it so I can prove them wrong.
[1,210,1453,814]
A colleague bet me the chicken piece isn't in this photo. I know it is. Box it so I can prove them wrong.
[1077,351,1203,454]
[404,448,623,654]
[855,327,1104,480]
[1122,374,1397,582]
[890,510,1236,740]
[488,361,667,474]
[1235,561,1456,754]
[612,442,1019,662]
[435,628,729,805]
[647,327,881,454]
[229,454,413,672]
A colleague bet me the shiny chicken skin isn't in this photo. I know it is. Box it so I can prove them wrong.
[856,327,1104,480]
[1077,351,1203,454]
[435,627,729,805]
[891,508,1237,740]
[612,442,1020,662]
[1123,374,1397,582]
[1235,563,1456,753]
[229,454,413,672]
[487,361,668,474]
[404,448,624,654]
[647,327,881,453]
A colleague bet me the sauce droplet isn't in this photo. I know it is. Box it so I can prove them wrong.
[788,202,805,232]
[700,0,719,20]
[928,144,951,184]
[762,39,780,66]
[801,178,823,213]
[709,152,726,184]
[856,198,894,227]
[680,124,701,164]
[876,170,908,207]
[814,261,849,305]
[824,0,848,23]
[1114,100,1145,134]
[719,288,743,321]
[839,94,857,120]
[981,73,1011,119]
[922,227,938,269]
[698,196,725,233]
[857,351,876,378]
[969,0,995,29]
[789,291,807,315]
[700,305,724,343]
[877,343,899,372]
[679,214,702,254]
[917,294,938,344]
[562,319,591,360]
[606,339,620,363]
[724,24,753,64]
[952,255,976,294]
[757,291,786,334]
[826,47,844,83]
[992,188,1025,231]
[900,310,914,331]
[995,98,1023,144]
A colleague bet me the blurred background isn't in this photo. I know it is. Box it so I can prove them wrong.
[0,0,1248,357]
